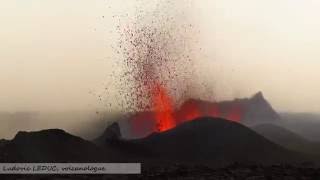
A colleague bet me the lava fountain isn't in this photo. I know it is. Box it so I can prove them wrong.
[113,1,244,138]
[152,82,176,132]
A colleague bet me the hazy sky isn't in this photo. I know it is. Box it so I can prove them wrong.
[1,0,320,113]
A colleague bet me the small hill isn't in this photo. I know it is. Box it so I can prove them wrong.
[0,129,107,162]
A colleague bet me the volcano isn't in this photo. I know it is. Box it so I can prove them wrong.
[118,92,280,139]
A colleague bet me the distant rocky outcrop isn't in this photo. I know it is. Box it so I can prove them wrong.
[241,92,280,125]
[93,122,121,145]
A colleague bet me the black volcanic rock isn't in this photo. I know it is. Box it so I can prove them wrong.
[0,139,8,148]
[123,117,307,165]
[253,124,320,155]
[94,122,121,145]
[0,129,107,162]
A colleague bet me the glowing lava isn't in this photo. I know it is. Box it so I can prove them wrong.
[177,100,201,123]
[152,82,176,132]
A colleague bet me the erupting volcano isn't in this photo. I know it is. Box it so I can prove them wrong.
[118,91,281,139]
[113,1,250,138]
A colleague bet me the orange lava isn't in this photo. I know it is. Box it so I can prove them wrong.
[152,83,176,132]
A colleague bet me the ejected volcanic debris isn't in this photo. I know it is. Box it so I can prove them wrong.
[105,1,279,137]
[113,1,198,132]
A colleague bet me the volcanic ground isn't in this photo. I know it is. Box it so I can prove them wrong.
[1,116,320,179]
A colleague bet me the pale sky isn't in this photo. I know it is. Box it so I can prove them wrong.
[1,0,320,113]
